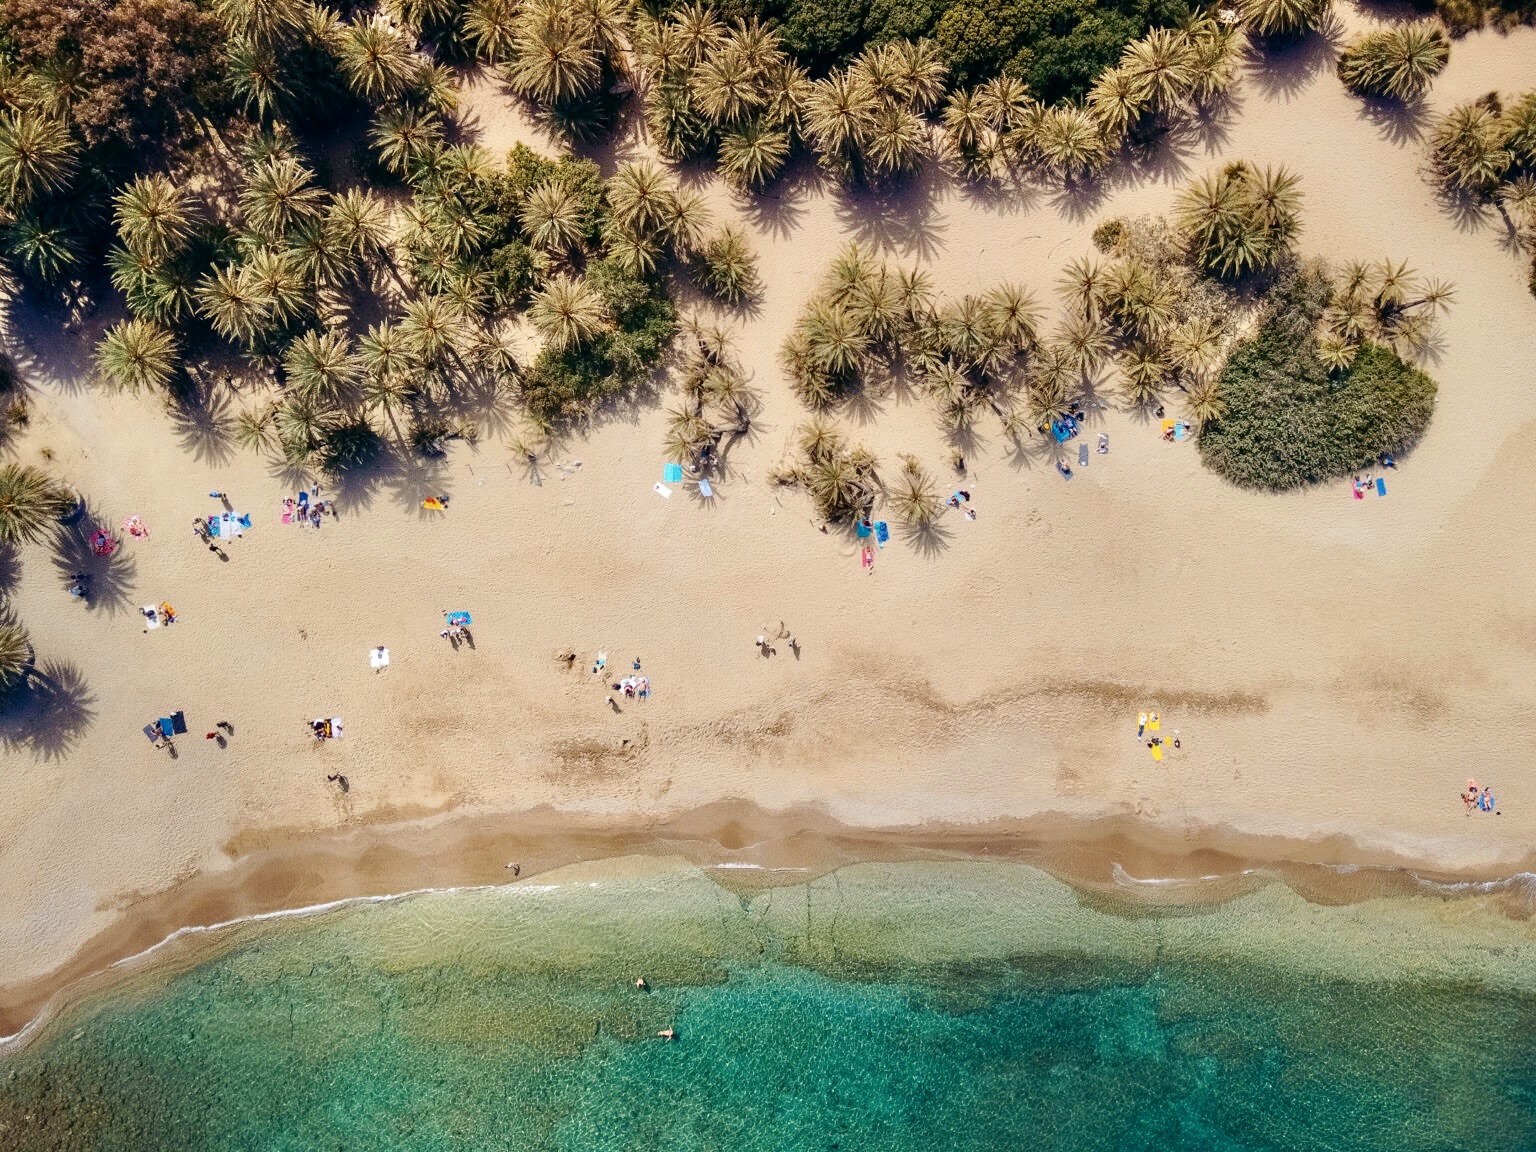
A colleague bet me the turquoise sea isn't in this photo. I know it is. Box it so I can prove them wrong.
[3,856,1535,1151]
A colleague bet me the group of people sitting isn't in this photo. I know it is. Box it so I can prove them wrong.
[1463,779,1500,815]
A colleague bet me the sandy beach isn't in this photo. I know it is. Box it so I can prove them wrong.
[2,11,1535,1036]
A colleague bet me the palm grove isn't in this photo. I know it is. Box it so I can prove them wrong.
[0,0,1460,688]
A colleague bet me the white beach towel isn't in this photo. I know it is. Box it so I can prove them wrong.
[331,717,343,739]
[653,482,671,498]
[142,606,160,630]
[370,647,390,670]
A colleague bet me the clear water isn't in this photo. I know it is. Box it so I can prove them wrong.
[3,857,1535,1151]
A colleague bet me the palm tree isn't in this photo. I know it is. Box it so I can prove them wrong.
[214,0,304,45]
[801,301,869,378]
[285,329,362,408]
[1169,315,1224,382]
[400,295,468,367]
[337,16,418,104]
[888,38,947,115]
[1246,164,1302,237]
[1429,102,1511,195]
[196,264,277,347]
[605,227,663,277]
[698,226,759,304]
[0,110,77,208]
[1057,254,1108,319]
[5,208,80,282]
[1183,375,1225,426]
[275,394,332,465]
[718,117,791,191]
[942,88,989,155]
[397,0,459,35]
[1237,0,1328,39]
[520,180,585,252]
[672,1,728,64]
[802,71,876,173]
[1118,342,1167,405]
[1316,334,1358,374]
[1337,20,1449,101]
[984,282,1041,351]
[0,463,71,545]
[1185,17,1245,106]
[241,156,327,242]
[113,175,196,260]
[370,107,445,177]
[665,188,713,260]
[862,106,929,181]
[359,319,414,384]
[1495,174,1536,233]
[663,405,713,463]
[95,319,180,393]
[691,43,767,126]
[504,1,603,107]
[1056,314,1112,375]
[465,0,519,61]
[808,453,867,520]
[797,415,843,462]
[1119,28,1196,117]
[290,219,358,289]
[225,37,287,120]
[886,455,939,525]
[246,246,311,326]
[1088,66,1150,142]
[528,275,608,351]
[326,187,393,263]
[1501,92,1536,171]
[607,160,676,240]
[1032,106,1108,181]
[976,75,1035,132]
[0,622,31,693]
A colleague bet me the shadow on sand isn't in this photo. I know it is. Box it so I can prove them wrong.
[0,658,97,762]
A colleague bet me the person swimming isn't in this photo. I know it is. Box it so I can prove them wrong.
[657,1027,676,1041]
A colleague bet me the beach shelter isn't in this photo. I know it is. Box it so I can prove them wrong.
[370,646,390,670]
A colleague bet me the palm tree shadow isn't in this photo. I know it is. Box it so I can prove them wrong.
[0,542,19,595]
[381,448,451,515]
[1243,24,1343,104]
[0,658,96,762]
[51,518,137,617]
[169,383,238,466]
[735,156,817,242]
[898,516,952,559]
[832,170,948,263]
[1358,95,1430,147]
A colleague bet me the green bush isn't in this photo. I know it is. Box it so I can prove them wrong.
[521,258,676,425]
[766,0,1189,99]
[1199,271,1438,490]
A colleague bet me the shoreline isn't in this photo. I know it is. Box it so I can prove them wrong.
[4,799,1534,1049]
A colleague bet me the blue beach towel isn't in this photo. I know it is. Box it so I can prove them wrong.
[158,717,175,738]
[1376,477,1386,497]
[855,520,872,538]
[663,463,683,483]
[207,517,221,537]
[874,521,889,547]
[238,513,252,529]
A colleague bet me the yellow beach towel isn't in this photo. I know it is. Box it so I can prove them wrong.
[1148,713,1160,732]
[1151,744,1163,761]
[422,497,446,510]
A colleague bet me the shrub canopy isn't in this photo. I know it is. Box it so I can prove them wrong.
[1199,270,1438,490]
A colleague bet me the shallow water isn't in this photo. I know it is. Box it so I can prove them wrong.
[2,857,1534,1151]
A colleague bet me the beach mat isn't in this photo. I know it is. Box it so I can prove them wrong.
[1078,443,1089,466]
[874,521,889,546]
[698,478,713,498]
[1376,477,1386,496]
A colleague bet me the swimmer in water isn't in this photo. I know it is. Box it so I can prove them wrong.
[657,1027,676,1041]
[635,977,649,991]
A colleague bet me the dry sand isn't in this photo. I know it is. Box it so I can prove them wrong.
[3,12,1536,1032]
